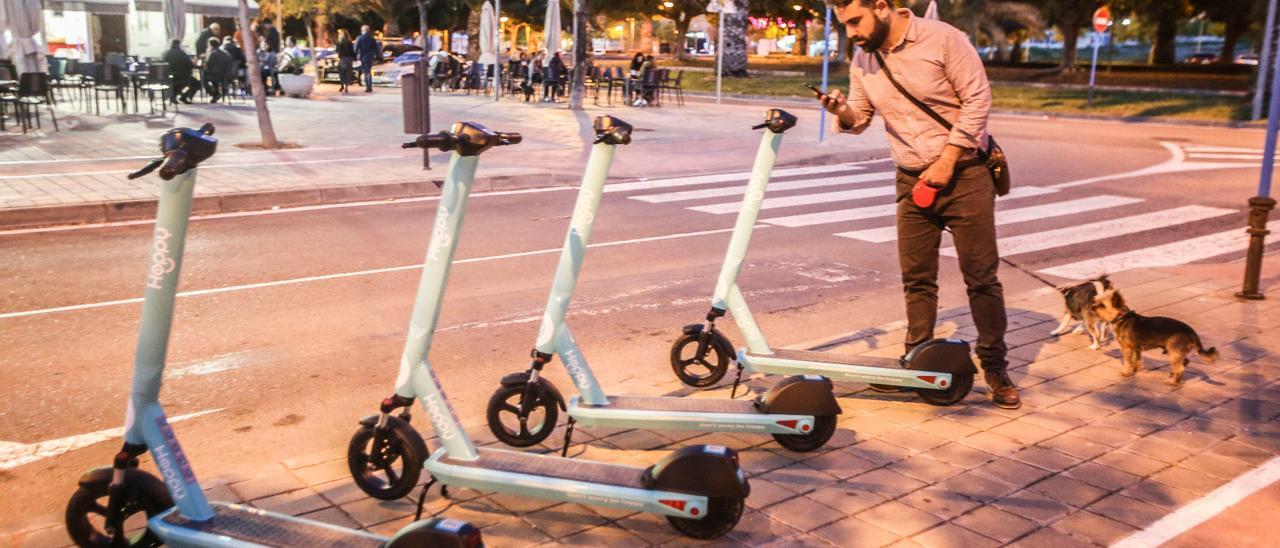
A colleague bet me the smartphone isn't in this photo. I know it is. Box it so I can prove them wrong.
[804,83,824,98]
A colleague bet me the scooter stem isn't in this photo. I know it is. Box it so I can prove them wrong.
[711,129,784,310]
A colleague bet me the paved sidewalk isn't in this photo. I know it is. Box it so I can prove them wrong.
[0,88,885,228]
[9,256,1279,547]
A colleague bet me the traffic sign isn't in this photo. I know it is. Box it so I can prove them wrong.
[1093,6,1112,33]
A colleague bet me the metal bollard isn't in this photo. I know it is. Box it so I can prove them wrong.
[1237,196,1277,300]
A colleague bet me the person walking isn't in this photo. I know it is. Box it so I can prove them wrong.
[543,51,565,102]
[162,39,198,104]
[819,0,1019,409]
[195,22,221,59]
[336,29,356,94]
[202,37,232,103]
[260,19,283,95]
[354,25,379,93]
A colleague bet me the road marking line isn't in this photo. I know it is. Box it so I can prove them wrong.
[832,188,1089,242]
[0,185,577,237]
[631,171,894,203]
[763,186,1058,228]
[692,186,896,215]
[602,160,882,193]
[1113,455,1280,548]
[0,409,222,471]
[0,225,761,320]
[1039,228,1248,280]
[0,154,408,180]
[1186,153,1264,160]
[0,145,362,166]
[941,205,1235,258]
[1182,145,1262,154]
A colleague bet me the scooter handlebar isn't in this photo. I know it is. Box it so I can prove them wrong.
[497,132,522,145]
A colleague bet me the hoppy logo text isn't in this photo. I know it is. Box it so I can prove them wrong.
[146,228,176,290]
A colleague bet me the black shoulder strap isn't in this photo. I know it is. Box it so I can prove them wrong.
[873,50,952,131]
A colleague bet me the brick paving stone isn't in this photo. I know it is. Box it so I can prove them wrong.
[744,477,802,510]
[993,489,1074,524]
[486,492,562,515]
[990,420,1061,446]
[805,483,889,516]
[227,469,305,501]
[972,457,1054,488]
[952,505,1039,544]
[762,494,847,532]
[1050,509,1138,546]
[290,458,352,487]
[938,470,1017,503]
[1085,493,1167,529]
[800,445,880,480]
[1207,439,1277,465]
[1149,465,1229,495]
[888,454,966,484]
[852,438,917,466]
[1091,450,1170,478]
[764,465,841,496]
[480,517,555,547]
[1069,424,1141,447]
[933,408,1012,430]
[313,477,377,506]
[858,500,946,537]
[1018,411,1089,433]
[812,516,902,547]
[1046,400,1113,422]
[1124,435,1199,464]
[524,503,609,540]
[898,485,982,520]
[1120,479,1201,510]
[1038,433,1111,461]
[911,522,1000,548]
[875,407,939,427]
[1178,452,1256,479]
[877,428,950,454]
[846,468,929,500]
[1007,527,1094,548]
[250,487,330,516]
[888,537,929,548]
[739,449,800,476]
[295,506,363,530]
[1148,428,1232,454]
[1096,412,1164,437]
[339,496,419,528]
[1010,446,1083,473]
[611,512,682,545]
[726,510,804,545]
[841,414,911,440]
[14,525,69,548]
[959,431,1025,457]
[914,419,982,441]
[1025,474,1110,508]
[1064,461,1142,491]
[923,442,996,470]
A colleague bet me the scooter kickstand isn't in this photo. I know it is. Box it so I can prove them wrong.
[561,418,577,457]
[414,477,438,521]
[729,366,745,399]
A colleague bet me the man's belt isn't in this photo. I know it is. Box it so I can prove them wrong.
[896,157,985,179]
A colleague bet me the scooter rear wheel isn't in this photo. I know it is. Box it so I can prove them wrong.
[486,382,559,447]
[65,470,172,547]
[348,421,424,500]
[666,495,744,539]
[670,332,731,388]
[915,371,974,406]
[771,414,837,452]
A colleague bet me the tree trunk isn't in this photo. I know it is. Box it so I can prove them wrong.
[1010,32,1024,64]
[418,0,431,50]
[568,0,587,110]
[1059,23,1080,72]
[796,18,808,57]
[467,7,480,60]
[836,22,848,62]
[315,14,329,47]
[722,0,749,76]
[1217,17,1248,66]
[237,0,277,148]
[1150,16,1177,64]
[306,18,317,84]
[675,14,692,61]
[638,17,654,54]
[988,26,1007,63]
[384,19,401,37]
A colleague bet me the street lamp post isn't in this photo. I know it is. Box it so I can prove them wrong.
[1238,36,1280,300]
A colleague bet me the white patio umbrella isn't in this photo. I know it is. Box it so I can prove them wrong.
[0,0,9,62]
[164,0,187,43]
[4,0,45,74]
[542,0,560,54]
[479,1,497,65]
[924,0,939,21]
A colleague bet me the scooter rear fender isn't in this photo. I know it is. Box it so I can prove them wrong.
[642,445,750,498]
[757,375,842,416]
[904,339,977,375]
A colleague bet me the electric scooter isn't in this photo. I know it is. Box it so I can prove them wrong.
[347,122,750,540]
[64,124,484,547]
[668,113,977,406]
[483,113,841,457]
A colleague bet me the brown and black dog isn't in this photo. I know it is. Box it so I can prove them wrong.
[1090,288,1218,384]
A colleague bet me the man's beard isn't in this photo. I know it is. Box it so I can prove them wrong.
[857,13,892,53]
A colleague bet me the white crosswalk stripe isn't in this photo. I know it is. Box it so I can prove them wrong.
[835,192,1128,243]
[1040,229,1247,279]
[941,205,1235,257]
[690,186,896,214]
[1182,145,1261,154]
[603,162,867,194]
[763,185,1060,228]
[1186,153,1264,160]
[632,171,894,203]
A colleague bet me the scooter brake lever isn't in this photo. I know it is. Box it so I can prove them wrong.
[750,122,769,130]
[127,159,164,180]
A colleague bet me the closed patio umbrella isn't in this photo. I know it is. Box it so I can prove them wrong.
[165,0,187,43]
[924,0,938,21]
[543,0,560,54]
[5,0,45,74]
[479,1,496,65]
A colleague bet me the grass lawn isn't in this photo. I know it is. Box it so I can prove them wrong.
[672,70,1251,122]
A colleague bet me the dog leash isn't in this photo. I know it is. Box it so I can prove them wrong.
[936,226,1062,291]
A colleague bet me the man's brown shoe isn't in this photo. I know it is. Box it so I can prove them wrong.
[984,370,1022,409]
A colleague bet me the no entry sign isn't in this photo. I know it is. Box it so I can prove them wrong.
[1093,6,1112,33]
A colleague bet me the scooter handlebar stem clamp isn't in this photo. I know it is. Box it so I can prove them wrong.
[592,115,633,145]
[750,108,797,134]
[128,123,219,180]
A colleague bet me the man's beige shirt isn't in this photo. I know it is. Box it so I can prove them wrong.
[839,9,992,171]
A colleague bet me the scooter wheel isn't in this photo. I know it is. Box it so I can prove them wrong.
[771,414,837,452]
[348,421,424,500]
[65,469,172,547]
[666,495,744,539]
[486,383,558,447]
[670,332,731,388]
[915,371,974,406]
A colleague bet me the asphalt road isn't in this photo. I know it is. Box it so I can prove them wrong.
[0,113,1270,534]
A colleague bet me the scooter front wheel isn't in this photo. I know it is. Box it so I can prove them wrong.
[486,383,559,447]
[65,469,173,547]
[348,421,424,500]
[915,371,974,406]
[670,332,732,388]
[771,414,837,452]
[667,495,744,539]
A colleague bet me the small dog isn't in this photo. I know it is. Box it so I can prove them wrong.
[1050,275,1113,350]
[1090,288,1218,384]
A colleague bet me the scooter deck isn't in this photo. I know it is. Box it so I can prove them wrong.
[759,348,899,368]
[442,447,648,488]
[155,502,385,546]
[593,395,759,414]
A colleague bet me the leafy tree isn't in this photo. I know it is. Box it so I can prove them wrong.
[1030,0,1102,72]
[1191,0,1261,65]
[1112,0,1193,64]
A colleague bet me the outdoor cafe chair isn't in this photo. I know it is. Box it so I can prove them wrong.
[15,72,59,132]
[141,63,173,115]
[93,63,128,115]
[0,67,16,132]
[660,69,685,107]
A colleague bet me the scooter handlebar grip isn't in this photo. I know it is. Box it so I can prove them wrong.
[157,149,191,181]
[498,132,522,145]
[402,141,420,149]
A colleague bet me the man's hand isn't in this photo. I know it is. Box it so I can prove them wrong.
[918,158,955,188]
[820,89,857,129]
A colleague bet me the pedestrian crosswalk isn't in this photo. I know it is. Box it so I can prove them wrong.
[604,150,1256,281]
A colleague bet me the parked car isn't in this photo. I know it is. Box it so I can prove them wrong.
[1182,52,1217,64]
[380,37,422,61]
[1236,53,1259,66]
